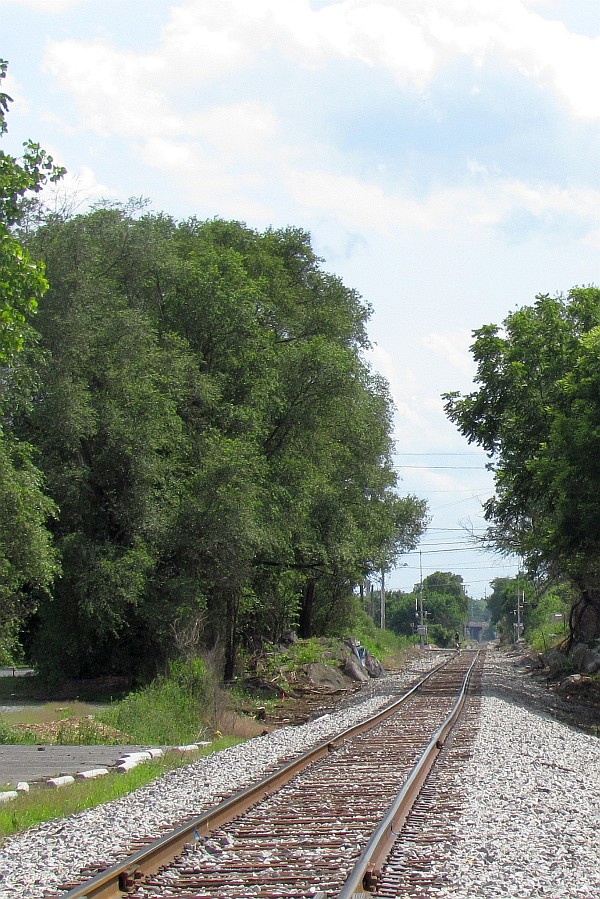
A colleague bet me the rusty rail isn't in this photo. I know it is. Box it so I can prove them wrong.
[336,651,480,897]
[60,655,454,899]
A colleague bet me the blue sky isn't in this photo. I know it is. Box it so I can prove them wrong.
[2,0,600,598]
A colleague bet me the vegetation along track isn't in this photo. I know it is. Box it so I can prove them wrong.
[57,650,482,899]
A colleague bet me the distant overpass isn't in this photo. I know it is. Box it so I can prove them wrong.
[465,621,487,641]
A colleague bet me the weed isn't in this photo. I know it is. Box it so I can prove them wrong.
[98,658,220,744]
[0,716,37,745]
[54,717,124,745]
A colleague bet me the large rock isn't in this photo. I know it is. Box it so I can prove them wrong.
[541,649,568,677]
[343,637,384,678]
[363,652,384,678]
[341,656,370,683]
[302,662,356,691]
[571,642,600,674]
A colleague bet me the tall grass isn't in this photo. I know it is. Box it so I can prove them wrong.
[352,610,416,664]
[98,657,220,744]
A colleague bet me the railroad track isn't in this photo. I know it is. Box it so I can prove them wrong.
[57,650,482,899]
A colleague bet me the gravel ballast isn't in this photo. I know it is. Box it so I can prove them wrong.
[1,649,599,898]
[432,651,600,898]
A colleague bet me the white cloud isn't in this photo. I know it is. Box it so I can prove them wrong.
[43,40,168,139]
[287,167,600,243]
[369,345,426,428]
[1,0,84,10]
[36,1,600,240]
[40,0,600,118]
[139,136,276,221]
[1,68,30,117]
[39,163,119,215]
[148,0,600,115]
[422,331,475,379]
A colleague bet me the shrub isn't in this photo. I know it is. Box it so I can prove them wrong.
[98,657,218,744]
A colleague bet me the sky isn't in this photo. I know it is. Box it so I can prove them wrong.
[2,0,600,601]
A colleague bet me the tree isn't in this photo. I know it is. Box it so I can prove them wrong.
[444,288,600,644]
[0,60,64,360]
[387,571,468,646]
[420,572,468,645]
[0,60,62,660]
[17,207,428,679]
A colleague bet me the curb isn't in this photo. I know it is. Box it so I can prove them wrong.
[0,741,213,802]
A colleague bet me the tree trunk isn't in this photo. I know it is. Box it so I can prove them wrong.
[568,588,600,648]
[298,578,316,638]
[224,589,240,681]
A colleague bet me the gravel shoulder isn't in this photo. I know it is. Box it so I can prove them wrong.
[430,647,600,899]
[1,647,598,899]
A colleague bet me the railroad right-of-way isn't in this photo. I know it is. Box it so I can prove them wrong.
[1,648,600,898]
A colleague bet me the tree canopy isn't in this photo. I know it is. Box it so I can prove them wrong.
[6,201,427,679]
[0,60,63,662]
[386,570,468,647]
[0,60,64,362]
[444,287,600,644]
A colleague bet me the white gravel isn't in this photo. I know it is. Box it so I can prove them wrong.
[432,652,600,898]
[0,654,437,898]
[1,649,598,899]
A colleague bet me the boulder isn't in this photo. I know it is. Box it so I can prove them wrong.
[571,642,600,674]
[280,630,297,646]
[341,656,370,684]
[516,652,543,670]
[303,662,356,691]
[343,637,383,677]
[343,636,363,656]
[541,649,568,677]
[363,652,384,678]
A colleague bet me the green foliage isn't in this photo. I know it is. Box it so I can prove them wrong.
[0,62,63,659]
[524,584,571,652]
[444,288,600,643]
[0,715,119,746]
[386,571,468,646]
[286,637,326,665]
[0,59,64,362]
[254,637,343,689]
[351,611,415,662]
[0,714,20,744]
[7,205,427,679]
[0,436,58,621]
[99,658,216,744]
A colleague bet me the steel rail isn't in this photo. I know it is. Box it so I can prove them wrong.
[336,651,480,897]
[60,654,454,899]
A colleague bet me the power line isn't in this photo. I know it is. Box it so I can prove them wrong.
[395,465,485,470]
[418,541,478,547]
[408,487,490,495]
[425,527,487,532]
[394,452,484,457]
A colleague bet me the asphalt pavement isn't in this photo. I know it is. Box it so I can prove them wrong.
[0,668,157,787]
[0,744,160,788]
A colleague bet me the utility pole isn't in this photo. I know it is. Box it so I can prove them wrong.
[380,570,385,630]
[514,573,524,642]
[418,550,425,649]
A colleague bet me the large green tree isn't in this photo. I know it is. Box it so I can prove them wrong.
[0,60,63,661]
[444,288,600,644]
[387,571,468,646]
[18,206,427,679]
